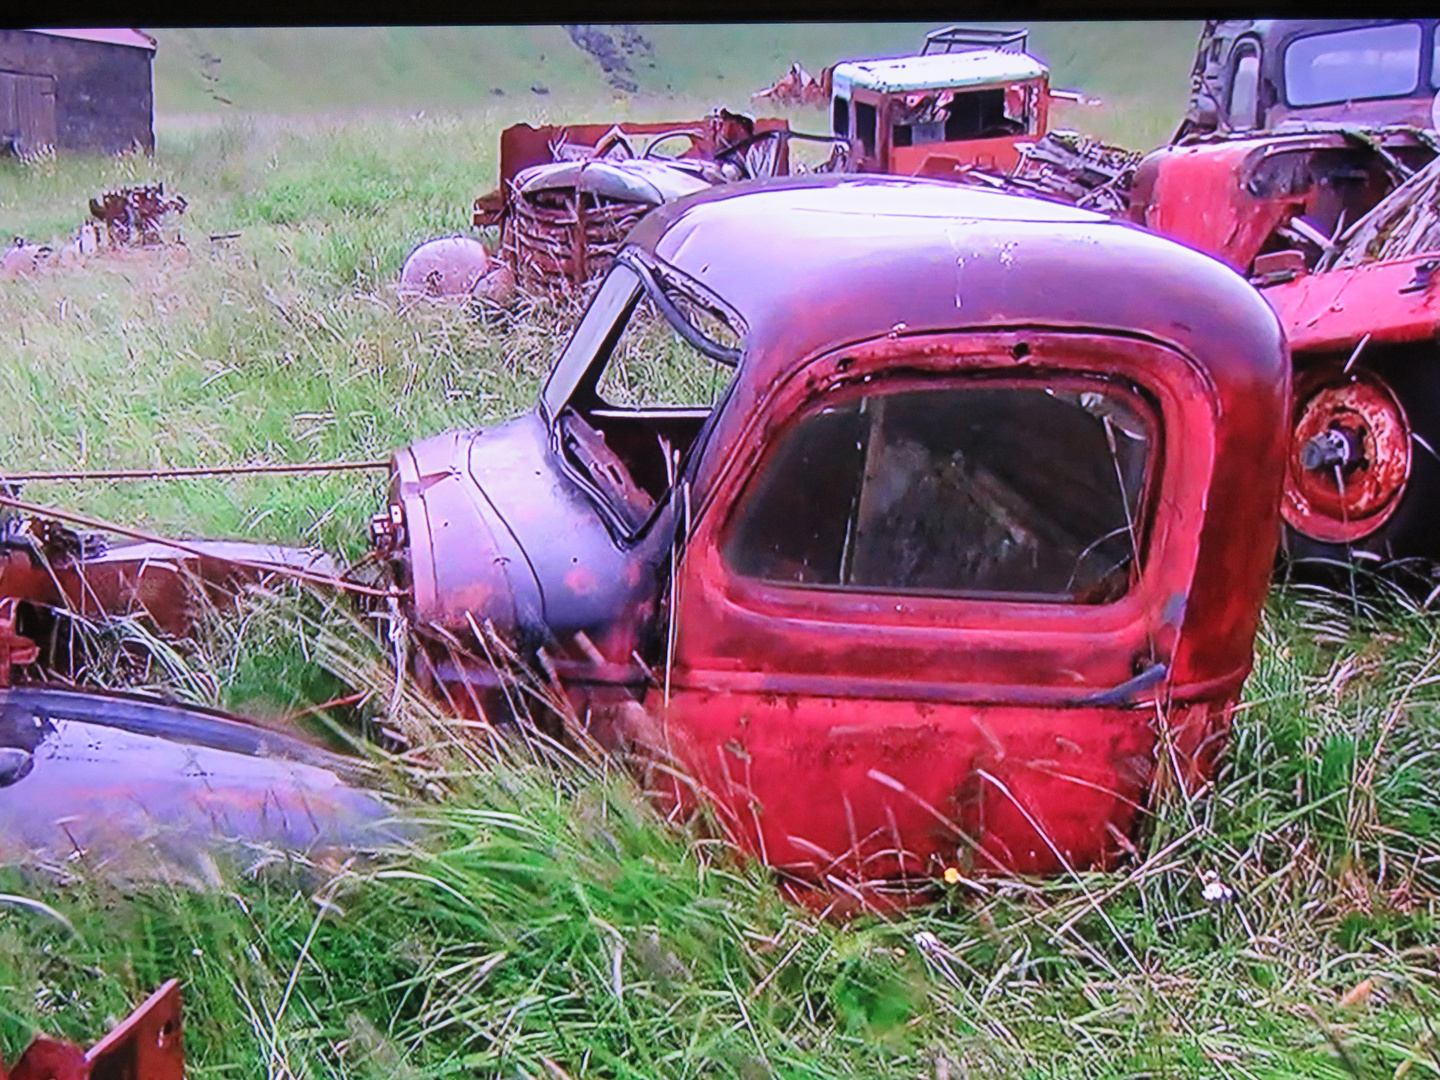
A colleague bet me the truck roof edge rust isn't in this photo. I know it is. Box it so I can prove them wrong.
[375,175,1290,906]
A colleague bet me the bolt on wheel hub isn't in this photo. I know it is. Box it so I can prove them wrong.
[1281,368,1411,544]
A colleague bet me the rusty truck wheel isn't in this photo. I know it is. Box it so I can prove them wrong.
[1282,360,1440,573]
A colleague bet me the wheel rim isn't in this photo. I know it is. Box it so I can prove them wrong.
[1281,368,1412,544]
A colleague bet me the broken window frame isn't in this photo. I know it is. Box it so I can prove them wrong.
[720,370,1160,606]
[540,251,748,539]
[889,83,1037,148]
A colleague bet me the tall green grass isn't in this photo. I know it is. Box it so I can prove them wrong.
[5,584,1440,1077]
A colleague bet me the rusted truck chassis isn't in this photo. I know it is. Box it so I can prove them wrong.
[0,501,398,868]
[468,115,797,294]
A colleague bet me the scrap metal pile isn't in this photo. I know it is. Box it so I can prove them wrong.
[477,111,799,294]
[752,62,830,107]
[0,474,399,873]
[1323,152,1440,269]
[87,182,188,247]
[0,184,188,281]
[402,110,849,302]
[1004,130,1144,214]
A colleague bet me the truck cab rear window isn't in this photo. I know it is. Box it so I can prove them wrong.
[725,381,1154,603]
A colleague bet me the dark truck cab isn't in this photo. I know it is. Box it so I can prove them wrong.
[374,175,1289,900]
[1177,19,1440,138]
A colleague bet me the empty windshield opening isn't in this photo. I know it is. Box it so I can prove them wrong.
[1285,23,1423,107]
[891,86,1031,147]
[546,258,745,534]
[832,94,850,137]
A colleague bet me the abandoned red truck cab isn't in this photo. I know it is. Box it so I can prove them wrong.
[375,175,1290,896]
[829,41,1052,178]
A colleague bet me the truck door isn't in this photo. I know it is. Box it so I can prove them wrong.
[658,330,1215,887]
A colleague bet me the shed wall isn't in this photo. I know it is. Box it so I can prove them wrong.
[0,30,153,155]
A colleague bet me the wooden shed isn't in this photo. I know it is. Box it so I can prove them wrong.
[0,29,155,158]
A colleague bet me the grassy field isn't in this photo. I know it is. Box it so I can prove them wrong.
[0,24,1438,1079]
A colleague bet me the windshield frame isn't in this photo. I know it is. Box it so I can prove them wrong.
[540,264,645,424]
[538,250,747,425]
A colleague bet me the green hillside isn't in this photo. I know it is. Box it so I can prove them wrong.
[152,23,1202,148]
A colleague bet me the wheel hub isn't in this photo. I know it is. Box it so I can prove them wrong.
[1281,369,1412,544]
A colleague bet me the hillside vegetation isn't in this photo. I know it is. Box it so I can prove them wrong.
[151,22,1202,148]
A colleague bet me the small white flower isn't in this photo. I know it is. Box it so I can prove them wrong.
[1201,870,1234,904]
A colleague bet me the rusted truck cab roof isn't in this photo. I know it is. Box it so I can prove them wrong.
[831,51,1048,95]
[627,174,1283,399]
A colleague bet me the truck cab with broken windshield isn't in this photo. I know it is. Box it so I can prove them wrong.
[374,174,1290,898]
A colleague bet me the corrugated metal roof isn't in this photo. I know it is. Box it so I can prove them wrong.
[832,51,1047,95]
[27,28,157,51]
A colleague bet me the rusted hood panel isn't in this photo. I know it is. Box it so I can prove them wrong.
[1265,254,1440,354]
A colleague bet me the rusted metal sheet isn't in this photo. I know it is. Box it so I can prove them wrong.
[4,979,183,1080]
[0,493,344,676]
[0,686,399,869]
[1265,252,1440,354]
[376,175,1289,900]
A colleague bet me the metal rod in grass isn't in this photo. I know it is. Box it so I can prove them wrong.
[0,492,400,599]
[0,459,389,482]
